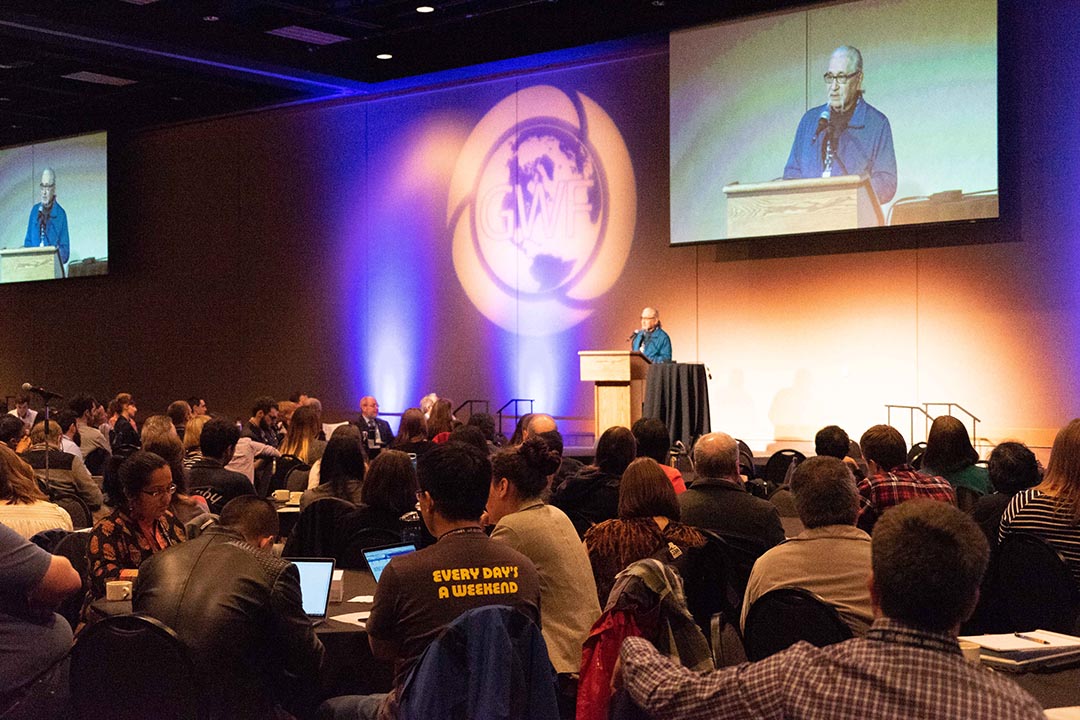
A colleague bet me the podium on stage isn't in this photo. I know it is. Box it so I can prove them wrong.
[722,175,883,238]
[579,351,651,439]
[0,246,63,283]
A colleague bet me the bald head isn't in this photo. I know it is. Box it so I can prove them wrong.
[39,167,56,207]
[693,432,740,480]
[524,413,556,439]
[640,307,660,332]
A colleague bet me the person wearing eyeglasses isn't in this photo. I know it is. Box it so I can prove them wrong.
[22,167,70,266]
[783,45,897,205]
[83,451,186,616]
[631,307,672,363]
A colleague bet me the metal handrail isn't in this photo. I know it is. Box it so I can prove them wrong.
[885,404,933,447]
[923,403,980,450]
[454,399,490,418]
[496,398,535,440]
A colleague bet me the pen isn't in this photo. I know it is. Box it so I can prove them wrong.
[1014,632,1051,645]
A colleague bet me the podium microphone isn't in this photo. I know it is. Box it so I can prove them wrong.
[22,382,63,400]
[814,109,830,139]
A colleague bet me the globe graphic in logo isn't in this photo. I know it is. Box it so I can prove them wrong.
[449,85,636,336]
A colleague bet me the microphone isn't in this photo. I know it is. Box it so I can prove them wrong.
[627,330,641,342]
[814,109,830,139]
[22,382,63,400]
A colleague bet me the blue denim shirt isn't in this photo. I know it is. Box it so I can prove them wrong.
[23,202,70,265]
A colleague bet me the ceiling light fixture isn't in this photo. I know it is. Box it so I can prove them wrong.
[416,6,435,12]
[62,71,138,86]
[376,53,393,60]
[202,15,219,22]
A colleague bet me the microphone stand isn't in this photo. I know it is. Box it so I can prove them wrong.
[24,387,63,491]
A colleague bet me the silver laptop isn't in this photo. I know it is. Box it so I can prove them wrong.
[291,557,336,624]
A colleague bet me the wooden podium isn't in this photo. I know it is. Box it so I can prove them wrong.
[579,350,651,439]
[0,247,63,283]
[722,175,883,238]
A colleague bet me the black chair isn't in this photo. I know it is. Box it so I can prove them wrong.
[282,497,356,559]
[51,492,92,530]
[907,441,927,470]
[338,527,402,570]
[70,614,206,720]
[735,439,756,480]
[954,485,982,513]
[762,449,805,495]
[743,587,853,661]
[984,533,1080,634]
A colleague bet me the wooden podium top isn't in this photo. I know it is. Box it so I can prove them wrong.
[722,175,866,196]
[578,350,650,383]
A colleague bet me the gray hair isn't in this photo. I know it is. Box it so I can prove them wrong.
[790,456,858,528]
[692,432,740,480]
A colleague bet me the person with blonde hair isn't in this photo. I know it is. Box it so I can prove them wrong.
[1000,418,1080,582]
[183,414,212,468]
[0,444,72,538]
[277,404,326,465]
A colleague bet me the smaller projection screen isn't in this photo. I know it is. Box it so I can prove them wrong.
[0,131,108,282]
[669,0,997,244]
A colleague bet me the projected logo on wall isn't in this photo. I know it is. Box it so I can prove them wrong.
[448,85,636,335]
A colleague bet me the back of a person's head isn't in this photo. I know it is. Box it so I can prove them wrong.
[692,432,739,479]
[166,400,191,426]
[0,443,46,504]
[860,425,907,472]
[536,429,565,457]
[251,395,277,417]
[396,408,427,443]
[201,418,240,460]
[426,399,454,438]
[68,393,96,418]
[30,420,61,446]
[288,405,320,441]
[790,456,858,528]
[0,414,25,446]
[361,449,417,515]
[987,441,1040,495]
[55,409,78,435]
[492,436,560,500]
[220,496,279,541]
[631,417,671,464]
[922,415,979,474]
[509,413,533,446]
[320,432,366,486]
[141,415,176,445]
[449,425,489,455]
[618,457,679,520]
[595,426,636,476]
[815,425,850,459]
[184,414,211,452]
[871,499,989,632]
[466,412,496,441]
[525,413,557,437]
[417,442,490,521]
[1043,419,1080,517]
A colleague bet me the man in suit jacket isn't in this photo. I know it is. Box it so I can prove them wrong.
[356,396,394,460]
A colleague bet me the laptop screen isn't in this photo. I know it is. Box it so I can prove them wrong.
[363,543,416,582]
[292,558,336,619]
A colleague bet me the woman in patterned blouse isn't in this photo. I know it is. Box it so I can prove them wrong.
[85,451,186,607]
[584,457,705,605]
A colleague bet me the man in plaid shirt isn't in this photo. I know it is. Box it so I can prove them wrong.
[616,500,1043,720]
[855,424,956,533]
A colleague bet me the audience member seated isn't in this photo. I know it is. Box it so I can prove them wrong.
[165,400,191,441]
[816,424,865,480]
[617,500,1044,719]
[508,413,534,446]
[108,392,141,452]
[856,424,955,533]
[0,414,27,453]
[522,413,556,442]
[1000,418,1080,583]
[134,496,324,720]
[585,457,705,605]
[300,425,366,509]
[140,415,208,524]
[55,410,82,459]
[0,445,72,539]
[278,404,326,465]
[354,395,394,459]
[551,426,637,538]
[392,408,435,457]
[7,393,36,433]
[541,429,583,497]
[466,412,500,452]
[21,419,102,512]
[84,452,186,613]
[244,395,281,448]
[632,417,685,493]
[971,441,1040,548]
[317,442,541,720]
[678,432,785,548]
[339,448,419,537]
[922,415,991,495]
[447,424,490,455]
[741,456,873,635]
[0,523,81,720]
[181,414,210,469]
[426,398,455,443]
[187,418,254,514]
[69,395,111,475]
[225,433,280,483]
[487,436,600,712]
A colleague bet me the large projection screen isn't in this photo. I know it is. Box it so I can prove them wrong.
[670,0,997,245]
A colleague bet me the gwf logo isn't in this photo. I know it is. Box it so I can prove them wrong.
[448,85,636,335]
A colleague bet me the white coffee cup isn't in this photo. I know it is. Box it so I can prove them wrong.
[106,580,133,602]
[272,489,290,502]
[289,491,303,505]
[958,640,981,664]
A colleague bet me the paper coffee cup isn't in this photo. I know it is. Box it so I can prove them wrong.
[106,580,132,602]
[959,640,981,664]
[289,491,303,504]
[272,489,290,502]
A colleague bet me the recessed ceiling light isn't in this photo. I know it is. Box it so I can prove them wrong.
[120,0,161,5]
[62,71,138,86]
[376,53,393,60]
[416,5,435,12]
[202,15,219,22]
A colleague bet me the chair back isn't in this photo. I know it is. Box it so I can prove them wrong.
[987,533,1080,634]
[763,449,805,495]
[735,439,756,480]
[282,496,356,559]
[338,527,403,570]
[52,530,91,629]
[954,485,982,513]
[743,587,853,661]
[70,614,206,720]
[907,441,927,470]
[51,493,92,529]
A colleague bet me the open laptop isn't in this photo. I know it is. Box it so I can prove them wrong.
[362,543,417,583]
[291,558,336,624]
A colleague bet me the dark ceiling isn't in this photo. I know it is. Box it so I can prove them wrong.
[0,0,807,147]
